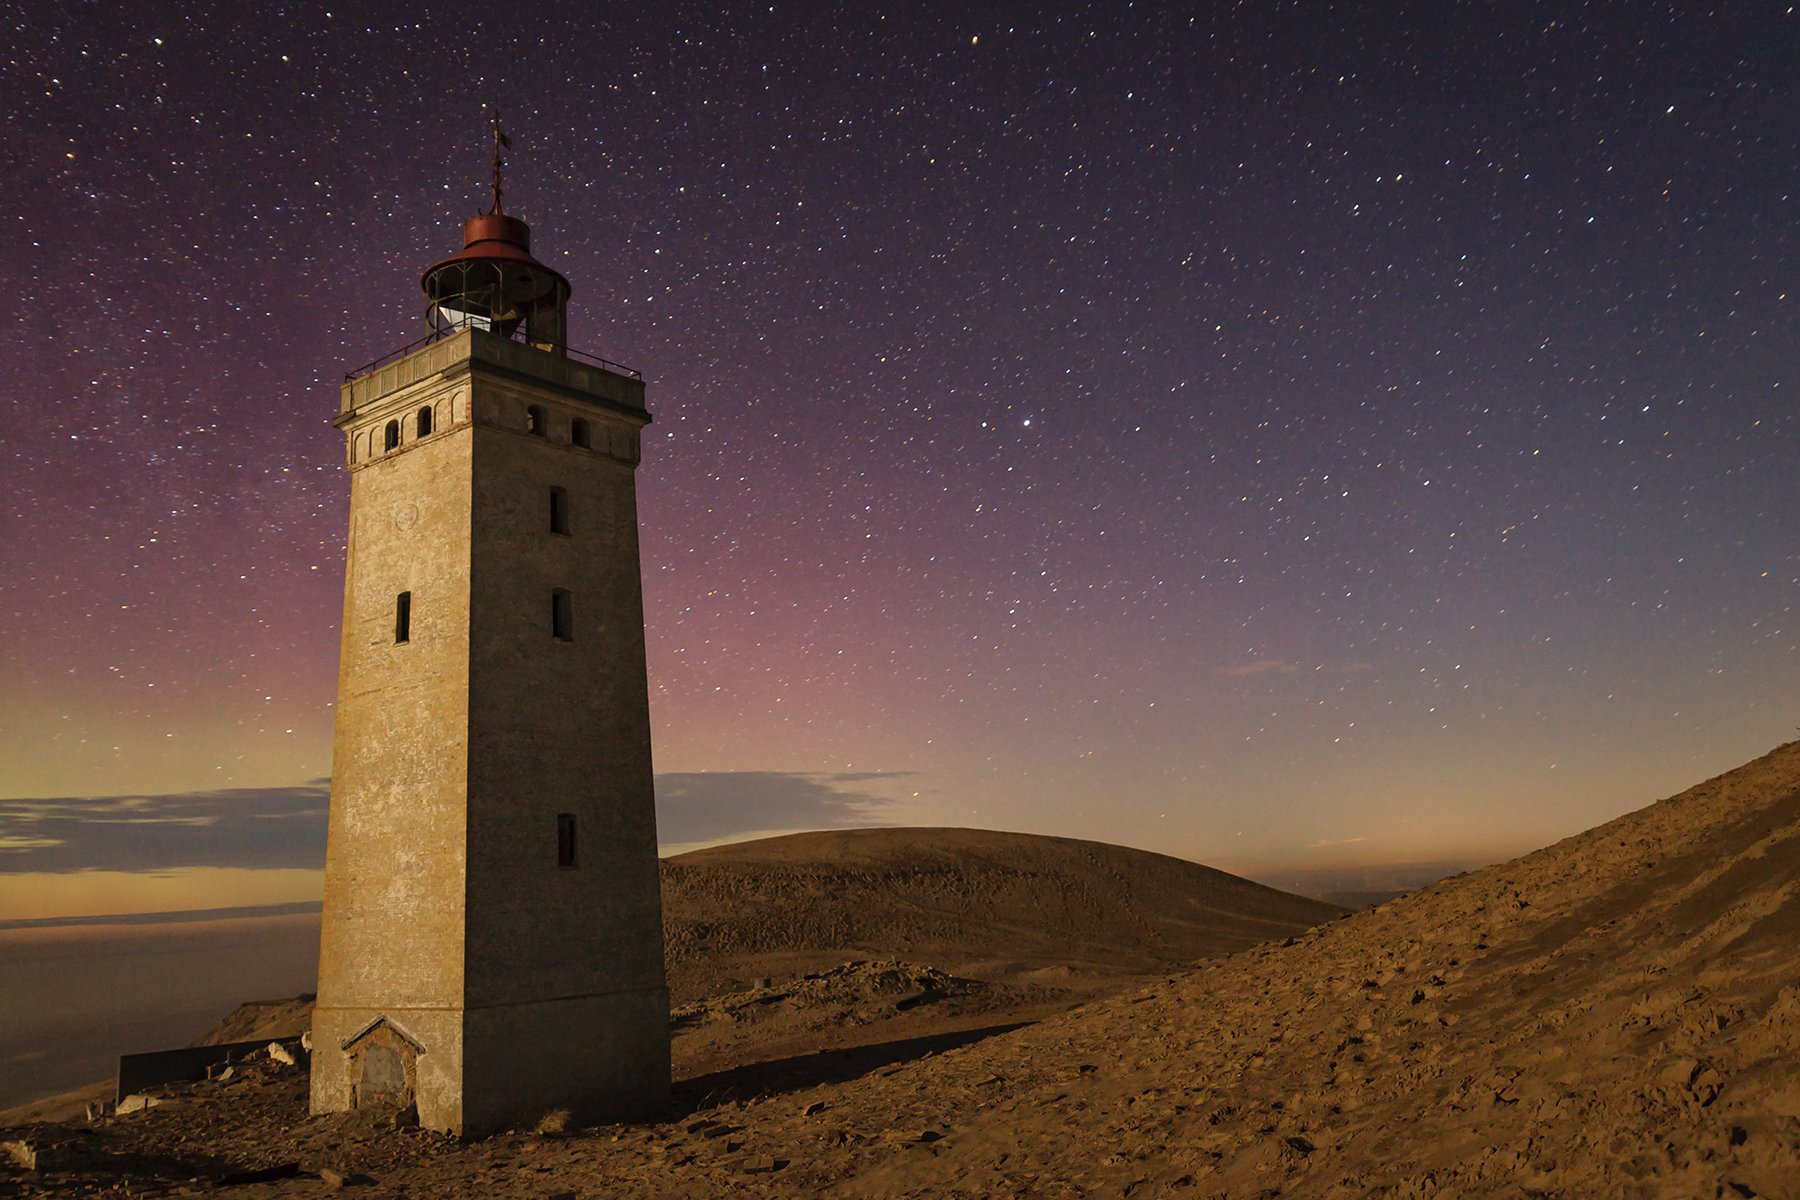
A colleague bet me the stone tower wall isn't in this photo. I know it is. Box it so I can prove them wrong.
[312,331,667,1135]
[312,373,475,1131]
[461,380,668,1129]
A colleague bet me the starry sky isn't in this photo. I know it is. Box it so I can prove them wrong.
[4,1,1797,917]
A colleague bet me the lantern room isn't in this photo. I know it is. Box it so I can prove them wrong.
[419,115,570,354]
[421,211,569,353]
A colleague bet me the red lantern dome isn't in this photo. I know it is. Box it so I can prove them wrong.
[420,115,569,354]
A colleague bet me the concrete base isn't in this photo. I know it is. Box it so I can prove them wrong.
[463,988,670,1135]
[310,989,668,1136]
[310,1005,465,1134]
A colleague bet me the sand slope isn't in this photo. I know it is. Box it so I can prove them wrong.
[769,739,1800,1196]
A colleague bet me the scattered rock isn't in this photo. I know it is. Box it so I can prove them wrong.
[267,1041,297,1067]
[801,1100,826,1116]
[1691,1065,1725,1106]
[1660,1057,1700,1086]
[319,1167,348,1189]
[743,1155,788,1174]
[116,1094,162,1114]
[2,1139,39,1171]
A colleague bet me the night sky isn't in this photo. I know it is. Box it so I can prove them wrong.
[4,2,1797,916]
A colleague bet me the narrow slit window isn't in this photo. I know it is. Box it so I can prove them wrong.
[549,487,570,535]
[557,813,577,868]
[416,406,433,437]
[384,420,400,451]
[395,591,412,644]
[552,588,573,641]
[571,418,591,449]
[527,405,547,436]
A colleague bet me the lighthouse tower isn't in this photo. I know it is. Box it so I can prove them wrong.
[310,126,668,1135]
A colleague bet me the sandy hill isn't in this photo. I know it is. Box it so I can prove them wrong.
[658,739,1797,1197]
[660,826,1343,1000]
[6,748,1795,1196]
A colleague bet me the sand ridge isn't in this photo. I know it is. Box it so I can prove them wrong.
[770,740,1800,1196]
[662,826,1344,1000]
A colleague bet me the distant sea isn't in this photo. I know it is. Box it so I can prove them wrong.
[0,906,321,1111]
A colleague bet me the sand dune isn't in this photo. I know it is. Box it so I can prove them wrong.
[662,826,1343,999]
[795,741,1800,1196]
[4,745,1797,1195]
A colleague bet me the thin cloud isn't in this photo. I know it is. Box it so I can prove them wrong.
[0,785,331,875]
[1304,836,1371,849]
[0,772,910,874]
[653,771,906,845]
[1220,660,1300,678]
[1221,660,1375,678]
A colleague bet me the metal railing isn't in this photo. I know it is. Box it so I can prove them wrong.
[345,331,439,380]
[566,345,644,380]
[344,328,642,382]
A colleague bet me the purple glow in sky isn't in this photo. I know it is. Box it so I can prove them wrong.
[3,1,1797,916]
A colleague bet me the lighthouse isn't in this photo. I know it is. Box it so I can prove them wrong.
[309,123,669,1135]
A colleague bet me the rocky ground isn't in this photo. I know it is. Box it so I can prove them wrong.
[4,745,1798,1196]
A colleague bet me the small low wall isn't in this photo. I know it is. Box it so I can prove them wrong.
[116,1037,303,1102]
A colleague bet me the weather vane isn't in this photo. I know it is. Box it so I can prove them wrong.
[487,105,511,215]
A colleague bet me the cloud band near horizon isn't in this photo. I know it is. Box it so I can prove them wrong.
[0,772,909,875]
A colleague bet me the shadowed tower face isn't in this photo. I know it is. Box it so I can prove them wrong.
[310,133,669,1136]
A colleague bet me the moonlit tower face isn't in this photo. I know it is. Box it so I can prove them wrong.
[309,186,669,1136]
